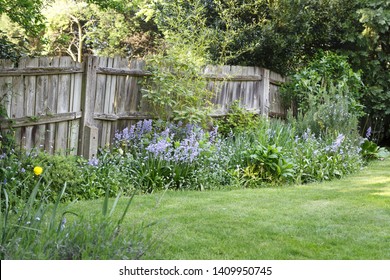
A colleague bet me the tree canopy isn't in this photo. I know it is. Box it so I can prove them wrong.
[0,0,45,35]
[0,0,389,142]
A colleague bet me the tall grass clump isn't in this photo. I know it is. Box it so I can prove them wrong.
[0,180,152,260]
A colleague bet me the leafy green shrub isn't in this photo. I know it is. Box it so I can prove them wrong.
[0,33,25,61]
[215,100,263,136]
[0,148,134,207]
[361,139,380,160]
[141,42,213,126]
[282,51,365,136]
[28,153,85,201]
[288,92,359,137]
[240,144,295,186]
[83,148,135,198]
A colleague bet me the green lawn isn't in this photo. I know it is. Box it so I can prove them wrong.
[68,159,390,260]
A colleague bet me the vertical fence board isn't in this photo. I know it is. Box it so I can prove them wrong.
[260,68,270,116]
[0,60,14,116]
[253,67,262,110]
[138,60,152,115]
[24,57,39,150]
[54,57,71,154]
[97,56,109,148]
[127,60,138,113]
[35,57,49,150]
[80,56,98,158]
[269,71,286,117]
[10,59,25,150]
[110,57,127,141]
[68,58,82,155]
[45,57,60,154]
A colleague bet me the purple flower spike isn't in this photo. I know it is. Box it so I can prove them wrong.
[88,157,99,167]
[366,127,372,139]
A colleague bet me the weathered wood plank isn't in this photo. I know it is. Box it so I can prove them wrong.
[97,56,109,147]
[8,59,25,150]
[44,57,60,154]
[124,60,136,114]
[109,58,122,142]
[23,57,39,150]
[253,66,262,110]
[68,59,83,155]
[96,67,151,77]
[1,111,83,128]
[269,83,285,117]
[270,71,285,85]
[94,112,154,121]
[34,57,50,150]
[203,73,262,81]
[260,68,270,116]
[0,67,83,76]
[80,56,99,158]
[0,64,13,118]
[55,57,72,154]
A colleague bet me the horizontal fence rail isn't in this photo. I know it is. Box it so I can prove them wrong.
[0,56,287,158]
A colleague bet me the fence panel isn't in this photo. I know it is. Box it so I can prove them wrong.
[0,57,83,155]
[79,56,151,158]
[269,71,287,117]
[1,56,287,158]
[205,65,262,115]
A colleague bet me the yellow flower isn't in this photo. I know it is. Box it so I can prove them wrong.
[33,166,43,176]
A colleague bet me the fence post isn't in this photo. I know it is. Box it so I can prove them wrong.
[260,68,270,116]
[79,55,99,159]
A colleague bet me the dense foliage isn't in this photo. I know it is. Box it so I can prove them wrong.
[2,118,386,204]
[1,0,389,141]
[2,0,390,260]
[281,52,365,137]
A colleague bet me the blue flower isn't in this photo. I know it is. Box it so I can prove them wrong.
[88,157,99,167]
[302,128,311,141]
[209,126,219,143]
[366,127,372,139]
[328,134,345,152]
[334,134,345,147]
[146,139,171,157]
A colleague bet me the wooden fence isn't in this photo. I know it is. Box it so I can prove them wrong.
[0,56,286,158]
